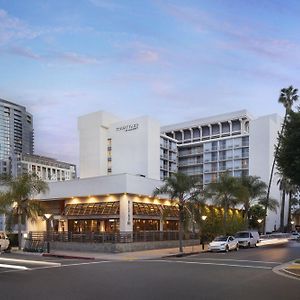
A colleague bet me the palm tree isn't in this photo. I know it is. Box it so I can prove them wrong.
[0,174,48,249]
[153,172,200,253]
[205,172,246,233]
[277,175,289,232]
[239,176,267,228]
[265,86,299,233]
[286,185,299,232]
[258,197,279,232]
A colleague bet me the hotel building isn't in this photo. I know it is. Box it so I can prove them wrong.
[19,154,77,182]
[30,110,283,235]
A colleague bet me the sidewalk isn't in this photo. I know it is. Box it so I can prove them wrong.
[19,244,208,261]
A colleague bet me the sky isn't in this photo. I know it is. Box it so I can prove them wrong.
[0,0,300,168]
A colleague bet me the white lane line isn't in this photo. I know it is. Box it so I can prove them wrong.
[0,260,112,274]
[185,258,282,264]
[30,260,112,271]
[0,264,29,270]
[141,260,273,270]
[0,257,61,266]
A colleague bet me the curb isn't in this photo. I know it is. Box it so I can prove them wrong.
[281,268,300,279]
[42,253,95,260]
[163,250,208,258]
[273,260,300,281]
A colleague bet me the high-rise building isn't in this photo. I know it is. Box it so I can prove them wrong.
[0,98,77,231]
[77,110,282,232]
[0,98,34,176]
[27,109,283,237]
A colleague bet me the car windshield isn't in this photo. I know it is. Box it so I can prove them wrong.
[235,232,249,238]
[214,236,228,242]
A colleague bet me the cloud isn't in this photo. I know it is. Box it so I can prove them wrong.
[0,9,39,45]
[7,46,41,60]
[1,45,103,65]
[51,51,103,65]
[159,3,300,63]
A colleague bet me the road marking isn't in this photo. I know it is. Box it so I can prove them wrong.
[0,257,61,266]
[31,260,112,271]
[0,260,112,274]
[186,258,281,264]
[142,260,273,270]
[0,264,28,270]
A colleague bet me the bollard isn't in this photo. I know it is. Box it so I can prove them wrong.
[47,241,50,253]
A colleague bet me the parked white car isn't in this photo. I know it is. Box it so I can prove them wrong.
[0,232,10,252]
[290,232,300,240]
[208,236,239,252]
[235,231,260,248]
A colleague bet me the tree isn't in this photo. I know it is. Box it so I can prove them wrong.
[205,172,246,233]
[277,175,289,232]
[258,197,279,232]
[0,174,48,249]
[265,86,299,233]
[249,204,265,231]
[153,172,201,253]
[277,109,300,186]
[239,176,267,228]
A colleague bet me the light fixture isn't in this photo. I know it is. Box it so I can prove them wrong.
[257,219,263,224]
[44,214,52,220]
[201,215,207,221]
[291,221,295,225]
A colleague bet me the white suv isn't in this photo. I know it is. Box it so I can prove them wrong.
[0,232,10,252]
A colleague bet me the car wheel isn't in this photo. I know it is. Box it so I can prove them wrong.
[235,244,239,251]
[225,245,229,253]
[247,242,251,248]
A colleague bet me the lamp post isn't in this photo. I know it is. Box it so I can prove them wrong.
[257,219,263,235]
[201,215,207,250]
[291,220,295,231]
[44,214,52,253]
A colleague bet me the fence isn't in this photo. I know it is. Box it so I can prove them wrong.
[27,231,199,244]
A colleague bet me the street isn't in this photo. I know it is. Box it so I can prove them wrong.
[0,241,299,300]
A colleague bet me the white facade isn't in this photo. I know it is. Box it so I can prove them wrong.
[78,111,120,178]
[108,116,160,180]
[78,111,161,180]
[34,173,171,232]
[20,154,76,182]
[249,114,282,232]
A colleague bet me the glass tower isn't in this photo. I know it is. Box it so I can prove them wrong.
[0,98,34,176]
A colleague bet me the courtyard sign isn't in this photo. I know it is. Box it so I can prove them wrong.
[116,123,139,132]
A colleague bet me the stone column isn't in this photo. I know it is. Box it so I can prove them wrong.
[119,194,133,233]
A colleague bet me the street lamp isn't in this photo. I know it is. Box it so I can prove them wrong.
[257,219,263,235]
[201,215,207,250]
[44,214,52,253]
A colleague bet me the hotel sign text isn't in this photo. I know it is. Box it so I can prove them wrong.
[116,123,139,132]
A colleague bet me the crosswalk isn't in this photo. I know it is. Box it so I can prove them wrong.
[0,256,61,273]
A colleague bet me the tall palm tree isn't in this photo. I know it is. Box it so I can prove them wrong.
[277,175,289,232]
[258,197,279,232]
[0,174,48,249]
[153,172,200,253]
[205,172,246,233]
[265,86,299,233]
[239,176,267,228]
[286,184,299,232]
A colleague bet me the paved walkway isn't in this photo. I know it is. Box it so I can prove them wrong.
[13,244,208,261]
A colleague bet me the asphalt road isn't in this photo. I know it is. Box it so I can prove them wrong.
[0,241,299,300]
